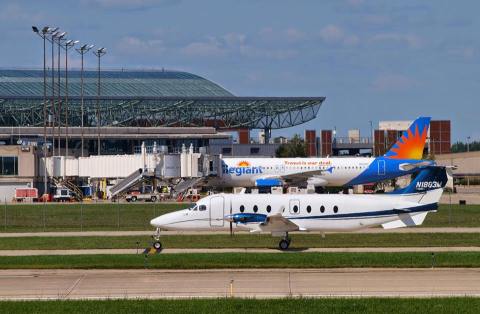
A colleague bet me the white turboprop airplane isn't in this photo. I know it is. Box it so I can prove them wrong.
[216,117,432,188]
[151,166,447,250]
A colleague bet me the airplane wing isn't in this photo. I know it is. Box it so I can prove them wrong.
[258,213,301,233]
[226,211,302,233]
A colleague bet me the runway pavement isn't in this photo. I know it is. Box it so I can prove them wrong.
[0,268,478,299]
[1,246,479,256]
[0,227,479,237]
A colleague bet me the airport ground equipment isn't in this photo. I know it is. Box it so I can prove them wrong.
[109,168,146,198]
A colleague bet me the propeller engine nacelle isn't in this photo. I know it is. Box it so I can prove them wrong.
[224,213,267,224]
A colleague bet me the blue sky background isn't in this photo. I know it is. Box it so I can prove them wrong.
[0,0,478,142]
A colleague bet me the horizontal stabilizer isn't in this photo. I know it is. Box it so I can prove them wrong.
[381,212,428,229]
[399,161,434,171]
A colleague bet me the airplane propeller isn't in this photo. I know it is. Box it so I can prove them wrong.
[229,204,233,236]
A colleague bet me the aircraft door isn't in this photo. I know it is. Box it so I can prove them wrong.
[378,160,386,176]
[210,196,225,227]
[289,199,300,215]
[275,164,285,174]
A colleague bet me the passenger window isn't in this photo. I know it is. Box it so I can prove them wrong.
[199,205,207,211]
[240,205,245,213]
[333,206,338,213]
[253,205,258,213]
[293,205,299,213]
[266,205,271,213]
[307,205,311,213]
[320,205,325,213]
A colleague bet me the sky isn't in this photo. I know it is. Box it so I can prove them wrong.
[0,0,479,142]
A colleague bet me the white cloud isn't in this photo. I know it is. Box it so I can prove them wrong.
[344,35,360,46]
[0,3,44,22]
[319,25,345,42]
[448,47,475,60]
[181,32,297,60]
[257,27,307,44]
[346,0,364,6]
[370,33,423,48]
[181,38,226,57]
[223,33,246,47]
[239,45,297,60]
[116,36,166,55]
[285,28,306,42]
[319,24,359,46]
[81,0,178,10]
[371,74,418,92]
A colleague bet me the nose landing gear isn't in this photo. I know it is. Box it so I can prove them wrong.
[152,227,162,250]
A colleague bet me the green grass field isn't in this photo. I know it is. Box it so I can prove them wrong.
[0,202,187,232]
[1,298,479,314]
[0,203,478,232]
[0,233,478,250]
[0,252,479,269]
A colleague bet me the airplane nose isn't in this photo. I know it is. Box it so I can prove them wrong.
[150,216,164,228]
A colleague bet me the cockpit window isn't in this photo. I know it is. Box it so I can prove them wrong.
[199,205,207,211]
[189,205,197,211]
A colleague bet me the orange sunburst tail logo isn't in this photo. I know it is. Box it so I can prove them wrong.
[385,117,430,160]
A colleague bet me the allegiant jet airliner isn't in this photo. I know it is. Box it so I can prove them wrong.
[216,117,433,187]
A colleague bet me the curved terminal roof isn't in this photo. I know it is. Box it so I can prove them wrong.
[0,68,324,130]
[0,69,233,97]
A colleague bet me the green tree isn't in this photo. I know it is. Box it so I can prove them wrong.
[451,141,480,153]
[275,134,307,157]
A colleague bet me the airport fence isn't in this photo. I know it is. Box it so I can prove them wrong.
[0,198,187,232]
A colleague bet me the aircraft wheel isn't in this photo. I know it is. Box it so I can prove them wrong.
[131,196,137,202]
[150,196,157,202]
[153,241,162,250]
[279,239,290,251]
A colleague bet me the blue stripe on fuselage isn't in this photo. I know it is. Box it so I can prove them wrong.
[286,203,437,221]
[346,157,434,186]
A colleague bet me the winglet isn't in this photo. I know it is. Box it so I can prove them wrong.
[384,117,430,160]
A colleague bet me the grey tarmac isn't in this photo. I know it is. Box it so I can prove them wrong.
[0,268,479,300]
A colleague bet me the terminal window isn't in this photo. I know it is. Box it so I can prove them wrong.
[222,147,232,155]
[0,156,18,176]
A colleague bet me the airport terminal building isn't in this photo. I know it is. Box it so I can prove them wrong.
[0,68,325,199]
[0,69,324,156]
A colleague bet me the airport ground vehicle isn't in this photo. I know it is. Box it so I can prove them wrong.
[53,188,74,202]
[125,191,163,202]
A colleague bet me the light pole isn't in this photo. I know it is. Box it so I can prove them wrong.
[50,29,60,155]
[93,47,106,155]
[467,136,471,152]
[75,44,94,157]
[63,39,78,159]
[55,32,66,155]
[32,26,53,196]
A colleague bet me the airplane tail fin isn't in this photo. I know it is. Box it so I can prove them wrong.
[383,166,447,229]
[384,116,430,160]
[389,166,448,203]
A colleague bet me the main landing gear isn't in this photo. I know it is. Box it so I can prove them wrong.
[152,227,162,250]
[278,233,291,250]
